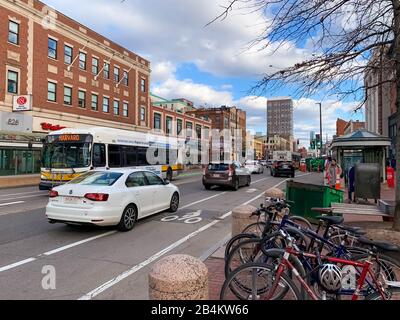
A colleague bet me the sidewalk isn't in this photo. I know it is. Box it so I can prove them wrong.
[0,174,40,189]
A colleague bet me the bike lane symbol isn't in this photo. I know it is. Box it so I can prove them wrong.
[161,210,202,224]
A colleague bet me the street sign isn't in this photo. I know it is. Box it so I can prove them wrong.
[13,95,32,111]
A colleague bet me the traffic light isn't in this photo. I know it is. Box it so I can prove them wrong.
[310,140,316,149]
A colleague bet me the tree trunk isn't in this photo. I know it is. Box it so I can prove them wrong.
[394,1,400,231]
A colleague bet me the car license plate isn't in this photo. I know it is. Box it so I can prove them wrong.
[63,197,80,204]
[213,174,221,178]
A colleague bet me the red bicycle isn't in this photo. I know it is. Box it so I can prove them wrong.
[220,229,400,300]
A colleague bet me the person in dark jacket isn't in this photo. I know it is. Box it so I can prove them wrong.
[348,166,356,203]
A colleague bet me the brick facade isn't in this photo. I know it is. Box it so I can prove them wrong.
[0,0,151,134]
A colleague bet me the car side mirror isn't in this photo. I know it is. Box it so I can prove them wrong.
[164,179,170,185]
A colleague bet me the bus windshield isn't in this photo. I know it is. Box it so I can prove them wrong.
[42,142,91,169]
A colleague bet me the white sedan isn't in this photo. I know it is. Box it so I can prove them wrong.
[45,169,180,231]
[244,160,264,174]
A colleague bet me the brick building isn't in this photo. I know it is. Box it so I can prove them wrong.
[150,94,212,165]
[336,118,348,136]
[185,106,247,161]
[0,0,151,177]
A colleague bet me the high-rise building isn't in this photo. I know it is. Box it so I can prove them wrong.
[267,97,293,140]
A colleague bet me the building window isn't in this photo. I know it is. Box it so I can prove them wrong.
[78,90,86,108]
[48,38,57,59]
[177,119,183,136]
[141,78,146,92]
[103,62,110,79]
[166,116,173,135]
[196,124,202,139]
[154,113,161,130]
[123,71,129,86]
[8,21,19,45]
[91,94,98,111]
[186,122,193,137]
[114,67,120,83]
[92,57,99,75]
[79,52,86,70]
[140,106,146,121]
[7,70,18,94]
[123,103,128,117]
[64,45,73,64]
[47,82,57,102]
[113,100,119,115]
[64,86,72,105]
[103,97,109,113]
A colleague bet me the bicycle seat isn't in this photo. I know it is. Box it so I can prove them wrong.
[337,225,364,234]
[316,215,344,226]
[357,237,400,252]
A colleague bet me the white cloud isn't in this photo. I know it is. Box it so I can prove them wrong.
[151,61,176,83]
[43,0,310,78]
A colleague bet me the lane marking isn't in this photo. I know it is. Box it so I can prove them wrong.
[0,194,49,202]
[0,258,37,273]
[0,201,25,207]
[0,231,116,274]
[78,176,293,300]
[0,191,46,198]
[180,192,227,210]
[79,220,220,300]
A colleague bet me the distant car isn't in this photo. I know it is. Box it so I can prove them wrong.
[46,169,180,231]
[266,160,273,168]
[259,160,269,167]
[245,160,264,174]
[271,161,295,178]
[203,162,251,191]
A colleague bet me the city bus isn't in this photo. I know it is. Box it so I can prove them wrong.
[39,127,184,190]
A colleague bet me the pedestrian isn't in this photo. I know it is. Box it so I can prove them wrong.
[324,156,331,186]
[327,159,342,189]
[348,166,356,203]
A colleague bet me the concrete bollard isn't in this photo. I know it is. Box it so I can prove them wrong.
[149,254,208,300]
[231,204,258,236]
[265,187,285,200]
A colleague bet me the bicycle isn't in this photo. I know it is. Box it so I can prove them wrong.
[221,229,400,300]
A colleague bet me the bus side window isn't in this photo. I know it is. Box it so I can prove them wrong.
[137,147,149,166]
[108,145,122,168]
[93,144,106,167]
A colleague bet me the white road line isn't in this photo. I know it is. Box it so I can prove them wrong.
[0,258,37,273]
[78,175,290,300]
[180,192,227,210]
[0,194,48,202]
[79,220,220,300]
[0,201,25,207]
[42,231,117,256]
[0,231,116,274]
[0,191,46,198]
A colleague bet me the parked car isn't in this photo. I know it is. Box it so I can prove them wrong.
[203,162,251,191]
[266,160,273,168]
[45,169,180,231]
[245,160,264,174]
[271,161,295,178]
[259,160,268,167]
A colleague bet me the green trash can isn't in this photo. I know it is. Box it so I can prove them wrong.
[286,181,344,220]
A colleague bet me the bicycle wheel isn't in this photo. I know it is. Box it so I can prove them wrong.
[288,216,313,230]
[366,287,400,300]
[225,238,264,278]
[224,233,258,261]
[220,262,303,300]
[241,222,267,237]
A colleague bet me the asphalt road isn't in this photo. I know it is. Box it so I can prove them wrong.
[0,169,322,300]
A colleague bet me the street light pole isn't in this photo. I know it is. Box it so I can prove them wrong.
[316,102,322,157]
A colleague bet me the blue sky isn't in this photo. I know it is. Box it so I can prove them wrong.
[42,0,364,145]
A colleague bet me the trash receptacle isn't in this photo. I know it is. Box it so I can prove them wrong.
[355,163,380,202]
[286,181,344,220]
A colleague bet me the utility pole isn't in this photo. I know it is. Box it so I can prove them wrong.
[316,102,323,157]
